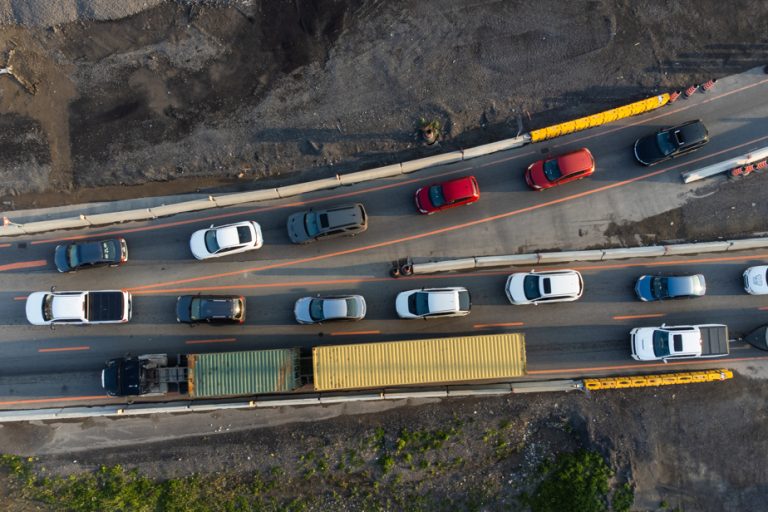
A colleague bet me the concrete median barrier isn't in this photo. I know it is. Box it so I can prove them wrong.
[384,389,447,399]
[663,241,731,255]
[400,151,464,173]
[536,250,605,264]
[727,238,768,251]
[0,224,27,236]
[146,199,218,218]
[319,393,383,403]
[682,146,768,183]
[339,164,403,186]
[412,258,476,274]
[461,136,528,159]
[13,217,90,234]
[448,384,513,396]
[601,246,666,260]
[255,397,321,407]
[85,208,158,225]
[276,176,341,198]
[211,189,281,207]
[474,254,539,268]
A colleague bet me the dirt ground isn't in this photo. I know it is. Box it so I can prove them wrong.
[2,1,768,510]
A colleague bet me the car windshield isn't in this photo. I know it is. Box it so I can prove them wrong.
[652,330,671,357]
[651,277,669,299]
[67,245,81,267]
[458,290,470,310]
[656,131,677,156]
[409,292,431,316]
[309,299,325,321]
[304,212,320,237]
[189,298,203,321]
[542,159,562,181]
[204,230,220,253]
[42,294,54,321]
[428,185,446,207]
[344,298,359,317]
[523,275,542,300]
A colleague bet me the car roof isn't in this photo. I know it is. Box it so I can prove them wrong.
[425,289,460,313]
[671,120,708,145]
[440,176,477,202]
[321,297,349,318]
[320,204,365,229]
[215,225,244,249]
[541,272,582,297]
[556,148,593,175]
[197,296,238,317]
[52,293,86,320]
[665,275,704,296]
[662,329,701,355]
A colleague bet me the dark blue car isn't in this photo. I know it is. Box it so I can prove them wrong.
[634,274,706,301]
[54,238,128,272]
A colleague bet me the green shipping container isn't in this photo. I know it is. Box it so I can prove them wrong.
[188,349,300,398]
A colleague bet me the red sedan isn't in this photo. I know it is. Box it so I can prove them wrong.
[524,148,595,190]
[415,175,480,214]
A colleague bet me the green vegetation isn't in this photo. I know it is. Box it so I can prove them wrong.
[524,450,614,512]
[612,482,635,512]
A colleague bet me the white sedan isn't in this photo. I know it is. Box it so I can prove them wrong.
[505,269,583,305]
[743,266,768,295]
[395,287,471,319]
[189,221,263,260]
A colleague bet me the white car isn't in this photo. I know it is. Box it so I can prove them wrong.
[505,269,583,305]
[395,287,471,319]
[189,221,263,260]
[743,265,768,295]
[294,295,367,324]
[630,325,703,361]
[25,289,132,325]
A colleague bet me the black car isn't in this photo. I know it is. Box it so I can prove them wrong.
[54,238,128,272]
[633,120,709,166]
[176,295,245,324]
[286,203,367,244]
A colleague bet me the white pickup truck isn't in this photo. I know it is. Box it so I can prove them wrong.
[25,288,132,326]
[630,324,729,362]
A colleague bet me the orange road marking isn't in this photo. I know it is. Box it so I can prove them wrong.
[527,355,768,375]
[185,338,237,345]
[0,395,110,406]
[128,251,768,296]
[758,306,768,311]
[474,322,524,328]
[0,243,11,248]
[126,133,768,293]
[13,296,27,301]
[0,260,47,272]
[612,313,666,320]
[38,346,90,353]
[329,330,381,336]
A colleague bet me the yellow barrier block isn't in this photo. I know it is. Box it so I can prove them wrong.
[584,369,733,391]
[530,94,670,143]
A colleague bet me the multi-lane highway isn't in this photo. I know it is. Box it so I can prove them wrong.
[2,67,768,406]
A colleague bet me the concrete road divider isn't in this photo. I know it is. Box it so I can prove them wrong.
[447,384,512,396]
[682,146,768,183]
[276,176,342,198]
[601,246,666,260]
[474,254,540,268]
[85,208,158,225]
[461,136,529,159]
[14,217,90,235]
[727,238,768,251]
[537,250,605,264]
[412,257,476,273]
[663,241,730,255]
[339,164,403,186]
[400,151,464,174]
[211,189,280,207]
[384,389,448,399]
[319,393,384,403]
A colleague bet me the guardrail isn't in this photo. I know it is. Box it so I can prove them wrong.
[409,236,768,275]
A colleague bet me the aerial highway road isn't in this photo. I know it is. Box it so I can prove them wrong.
[1,67,767,406]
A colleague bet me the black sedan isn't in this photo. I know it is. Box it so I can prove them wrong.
[54,238,128,272]
[634,274,706,302]
[633,120,709,166]
[176,295,245,324]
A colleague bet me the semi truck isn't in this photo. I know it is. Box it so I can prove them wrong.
[102,349,301,397]
[630,323,729,362]
[25,289,132,326]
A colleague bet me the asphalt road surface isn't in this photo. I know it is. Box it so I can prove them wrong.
[1,67,768,407]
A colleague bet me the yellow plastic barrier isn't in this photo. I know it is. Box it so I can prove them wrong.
[530,94,670,143]
[584,369,733,391]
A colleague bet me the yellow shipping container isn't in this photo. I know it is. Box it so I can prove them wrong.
[312,333,526,391]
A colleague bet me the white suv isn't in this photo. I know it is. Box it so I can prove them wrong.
[505,269,583,305]
[395,287,471,319]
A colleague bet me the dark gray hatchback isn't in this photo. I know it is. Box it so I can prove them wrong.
[287,203,368,244]
[176,295,245,324]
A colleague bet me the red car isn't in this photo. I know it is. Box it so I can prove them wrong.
[524,148,595,190]
[415,175,480,214]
